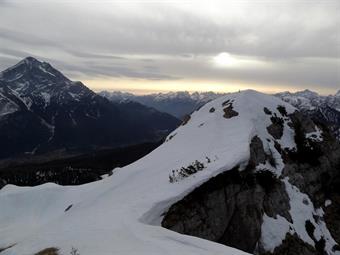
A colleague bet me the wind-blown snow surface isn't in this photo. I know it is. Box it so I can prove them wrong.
[0,90,314,255]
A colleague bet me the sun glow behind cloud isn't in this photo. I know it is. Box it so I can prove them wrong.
[212,52,268,69]
[213,52,240,68]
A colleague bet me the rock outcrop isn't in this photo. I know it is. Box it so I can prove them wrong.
[162,110,340,255]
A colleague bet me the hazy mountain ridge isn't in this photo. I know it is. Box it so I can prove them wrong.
[0,57,180,160]
[100,89,340,141]
[99,90,225,119]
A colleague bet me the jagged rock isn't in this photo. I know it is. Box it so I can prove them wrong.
[262,180,292,222]
[249,136,267,167]
[289,111,317,134]
[267,116,284,139]
[261,234,317,255]
[181,115,191,125]
[277,105,288,117]
[223,104,239,119]
[162,167,265,253]
[264,107,272,115]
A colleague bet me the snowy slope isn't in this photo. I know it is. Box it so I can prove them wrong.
[0,90,337,255]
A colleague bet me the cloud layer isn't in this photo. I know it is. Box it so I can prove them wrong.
[0,0,339,94]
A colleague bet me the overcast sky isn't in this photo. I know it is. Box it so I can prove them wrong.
[0,0,339,94]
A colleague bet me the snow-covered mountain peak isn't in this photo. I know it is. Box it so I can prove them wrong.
[0,57,94,109]
[294,89,319,99]
[0,58,180,159]
[1,57,66,82]
[19,56,41,66]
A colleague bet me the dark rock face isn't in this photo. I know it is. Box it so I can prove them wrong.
[262,234,317,255]
[181,115,191,126]
[249,136,267,166]
[325,196,340,246]
[267,116,284,139]
[264,107,272,115]
[283,112,340,206]
[162,166,266,253]
[223,104,239,119]
[162,165,296,253]
[162,112,340,255]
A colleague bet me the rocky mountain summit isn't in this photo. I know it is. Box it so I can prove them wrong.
[0,90,339,255]
[0,57,180,160]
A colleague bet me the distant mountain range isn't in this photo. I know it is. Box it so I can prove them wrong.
[100,89,340,140]
[276,89,340,140]
[99,90,225,119]
[0,57,180,160]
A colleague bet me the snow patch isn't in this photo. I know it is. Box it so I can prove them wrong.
[260,213,292,252]
[325,200,332,207]
[306,126,323,142]
[39,65,56,77]
[40,92,51,106]
[284,179,338,254]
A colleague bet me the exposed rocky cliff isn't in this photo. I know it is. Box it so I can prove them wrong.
[162,108,340,255]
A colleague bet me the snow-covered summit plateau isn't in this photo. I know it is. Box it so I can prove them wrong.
[1,90,339,255]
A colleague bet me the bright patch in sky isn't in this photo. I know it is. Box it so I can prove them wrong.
[213,52,240,68]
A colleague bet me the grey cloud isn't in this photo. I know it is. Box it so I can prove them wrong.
[50,59,180,81]
[64,50,127,60]
[0,1,339,92]
[0,0,11,6]
[3,2,337,59]
[0,27,61,49]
